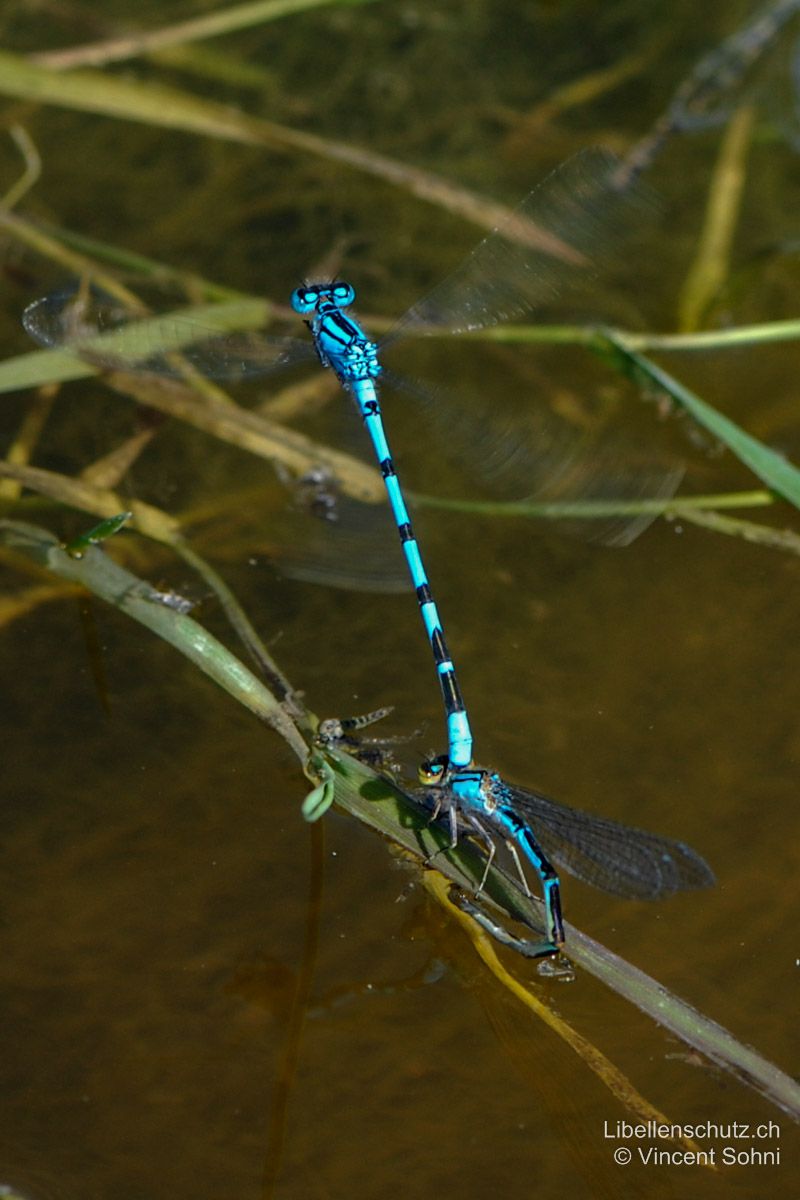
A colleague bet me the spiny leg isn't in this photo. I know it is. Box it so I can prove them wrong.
[505,838,533,900]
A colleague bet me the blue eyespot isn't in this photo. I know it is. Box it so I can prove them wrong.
[291,286,319,314]
[331,281,355,307]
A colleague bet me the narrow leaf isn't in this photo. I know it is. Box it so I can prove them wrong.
[606,334,800,510]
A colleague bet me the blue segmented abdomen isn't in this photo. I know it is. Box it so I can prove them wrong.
[294,286,474,770]
[350,376,473,768]
[486,799,564,944]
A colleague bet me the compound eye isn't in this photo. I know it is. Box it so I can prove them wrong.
[418,756,447,786]
[331,281,355,307]
[291,286,319,314]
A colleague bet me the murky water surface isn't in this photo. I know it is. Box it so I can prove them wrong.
[1,2,799,1197]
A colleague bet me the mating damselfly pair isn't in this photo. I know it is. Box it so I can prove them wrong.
[22,148,714,956]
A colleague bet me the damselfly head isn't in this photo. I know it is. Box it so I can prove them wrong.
[291,281,356,314]
[418,755,448,786]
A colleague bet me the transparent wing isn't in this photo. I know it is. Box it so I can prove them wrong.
[273,492,410,593]
[383,147,652,342]
[381,365,684,549]
[505,784,715,899]
[21,286,414,593]
[22,287,314,380]
[375,149,679,547]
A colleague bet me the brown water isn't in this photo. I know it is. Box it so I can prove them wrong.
[1,2,799,1197]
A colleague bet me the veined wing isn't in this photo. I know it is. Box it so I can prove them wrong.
[383,147,651,342]
[505,784,715,899]
[381,364,684,549]
[22,288,314,381]
[21,287,414,593]
[274,491,410,593]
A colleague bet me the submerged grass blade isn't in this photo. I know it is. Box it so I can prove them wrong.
[426,872,712,1159]
[0,350,384,506]
[0,580,82,628]
[0,48,594,241]
[677,104,756,333]
[0,392,54,501]
[0,459,182,545]
[3,123,42,210]
[412,489,774,521]
[0,205,152,308]
[106,371,384,503]
[33,1,379,71]
[674,506,800,555]
[175,539,302,718]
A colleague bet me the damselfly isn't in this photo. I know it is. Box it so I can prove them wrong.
[22,149,710,953]
[418,757,713,955]
[285,154,712,952]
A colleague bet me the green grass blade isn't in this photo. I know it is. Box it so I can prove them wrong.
[605,333,800,510]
